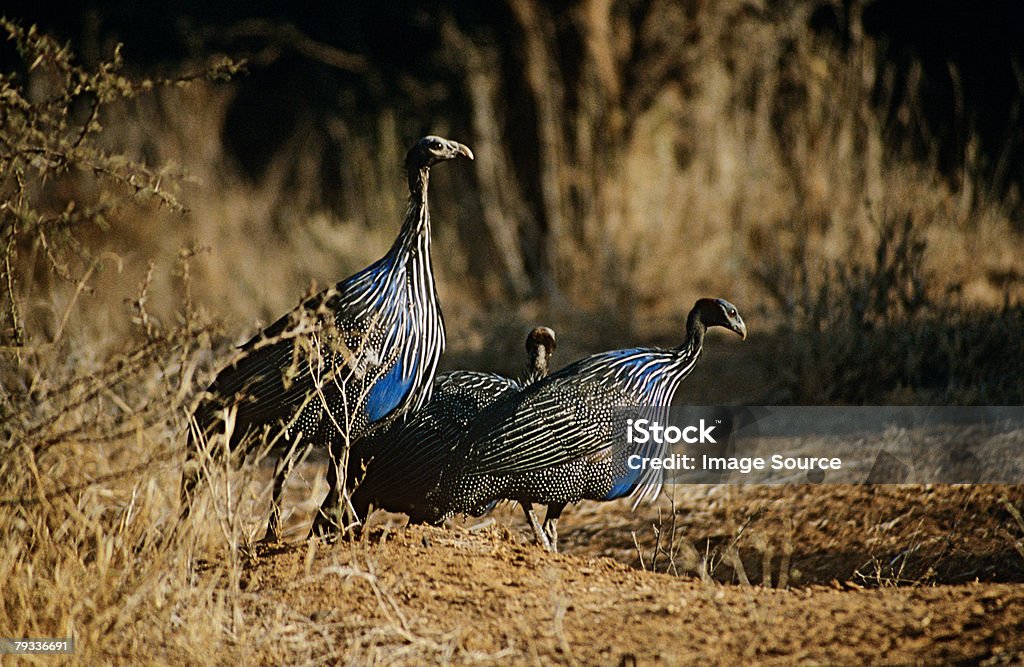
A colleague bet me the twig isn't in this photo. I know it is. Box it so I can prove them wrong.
[631,530,646,571]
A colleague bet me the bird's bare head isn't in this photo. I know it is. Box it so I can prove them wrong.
[526,326,557,358]
[690,298,747,340]
[525,326,557,380]
[406,136,474,171]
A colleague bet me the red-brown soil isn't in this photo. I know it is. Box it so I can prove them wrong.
[229,482,1024,664]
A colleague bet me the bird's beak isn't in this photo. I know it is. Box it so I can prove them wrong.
[455,143,474,160]
[735,320,747,340]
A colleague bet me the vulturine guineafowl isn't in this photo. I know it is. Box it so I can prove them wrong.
[331,327,557,527]
[181,136,473,542]
[427,298,746,552]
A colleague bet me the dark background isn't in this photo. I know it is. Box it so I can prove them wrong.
[5,0,1023,227]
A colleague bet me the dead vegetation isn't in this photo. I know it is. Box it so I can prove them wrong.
[758,211,1024,404]
[2,3,1023,663]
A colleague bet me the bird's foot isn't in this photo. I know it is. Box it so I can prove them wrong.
[308,509,341,543]
[543,518,559,554]
[259,528,282,545]
[525,507,555,552]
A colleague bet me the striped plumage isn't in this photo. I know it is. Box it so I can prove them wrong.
[180,136,473,542]
[345,326,557,524]
[427,298,746,552]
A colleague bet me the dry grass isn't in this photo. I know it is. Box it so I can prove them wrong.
[2,4,1023,663]
[758,212,1024,403]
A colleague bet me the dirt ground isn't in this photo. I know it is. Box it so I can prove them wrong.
[218,479,1024,665]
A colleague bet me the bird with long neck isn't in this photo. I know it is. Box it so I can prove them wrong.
[427,298,746,552]
[181,136,472,543]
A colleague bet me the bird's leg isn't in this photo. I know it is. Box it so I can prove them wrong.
[179,425,216,523]
[543,502,566,553]
[522,502,554,552]
[262,449,296,543]
[179,464,200,522]
[262,436,308,543]
[309,447,342,540]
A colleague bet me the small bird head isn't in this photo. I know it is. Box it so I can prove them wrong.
[406,136,474,171]
[525,326,557,379]
[526,326,557,358]
[692,298,747,340]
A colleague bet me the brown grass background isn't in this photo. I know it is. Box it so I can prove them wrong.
[2,2,1023,662]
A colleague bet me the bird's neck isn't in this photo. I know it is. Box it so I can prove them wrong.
[524,348,548,384]
[677,313,707,361]
[393,167,432,260]
[650,315,707,397]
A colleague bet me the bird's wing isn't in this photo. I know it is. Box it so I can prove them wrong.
[372,371,517,461]
[437,370,519,395]
[353,371,516,501]
[461,377,635,477]
[200,267,395,431]
[197,299,332,431]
